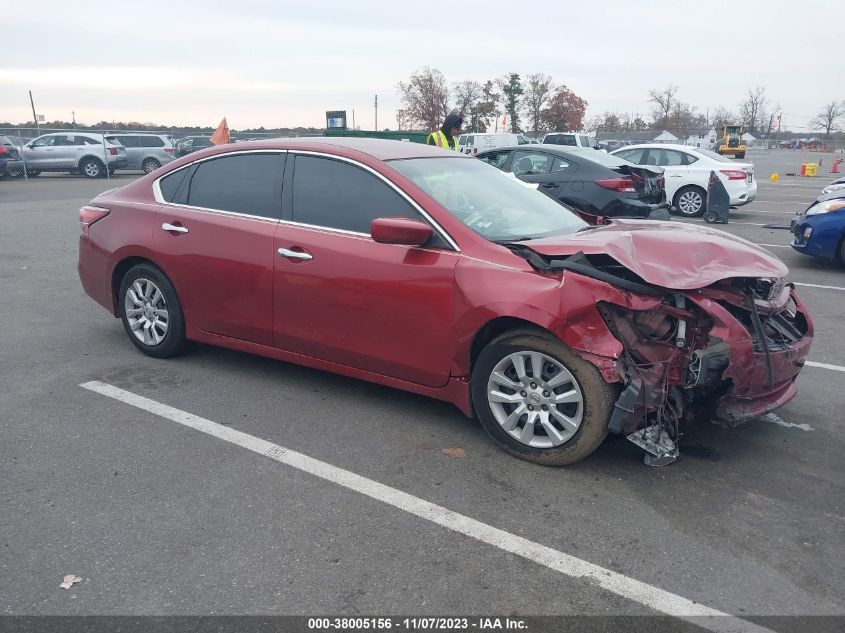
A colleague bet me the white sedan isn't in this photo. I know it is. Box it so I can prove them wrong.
[611,144,757,217]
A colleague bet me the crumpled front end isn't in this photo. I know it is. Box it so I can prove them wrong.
[596,273,813,464]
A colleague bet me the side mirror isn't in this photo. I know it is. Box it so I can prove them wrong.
[371,217,434,246]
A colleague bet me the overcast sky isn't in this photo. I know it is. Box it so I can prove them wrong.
[2,0,839,131]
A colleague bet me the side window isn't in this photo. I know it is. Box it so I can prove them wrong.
[81,136,104,146]
[682,152,699,164]
[141,136,165,148]
[158,168,190,203]
[31,136,56,147]
[517,135,527,145]
[119,136,140,148]
[617,148,645,164]
[187,153,283,218]
[551,157,571,173]
[650,149,685,166]
[478,151,509,169]
[55,135,77,146]
[292,156,421,234]
[511,151,552,175]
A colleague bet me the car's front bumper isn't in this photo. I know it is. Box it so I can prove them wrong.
[791,210,845,259]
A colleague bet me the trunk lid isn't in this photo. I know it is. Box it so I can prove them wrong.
[525,220,787,289]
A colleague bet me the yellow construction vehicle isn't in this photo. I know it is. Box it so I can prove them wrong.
[717,125,746,159]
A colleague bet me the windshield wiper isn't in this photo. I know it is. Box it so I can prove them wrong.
[492,237,534,244]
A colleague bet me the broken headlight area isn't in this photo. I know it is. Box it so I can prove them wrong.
[596,276,811,466]
[597,298,710,466]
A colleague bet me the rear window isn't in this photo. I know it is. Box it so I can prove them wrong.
[567,148,632,167]
[545,134,576,146]
[0,136,12,145]
[192,137,212,147]
[139,136,165,148]
[693,148,735,163]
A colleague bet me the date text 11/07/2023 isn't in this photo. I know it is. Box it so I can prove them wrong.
[307,617,528,630]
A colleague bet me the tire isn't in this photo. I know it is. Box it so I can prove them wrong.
[26,170,40,177]
[673,186,706,217]
[80,157,105,179]
[838,236,845,267]
[118,263,188,358]
[471,329,618,466]
[4,167,24,178]
[142,158,161,174]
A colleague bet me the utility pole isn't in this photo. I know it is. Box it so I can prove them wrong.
[352,109,356,131]
[72,111,76,128]
[29,90,40,136]
[374,94,378,131]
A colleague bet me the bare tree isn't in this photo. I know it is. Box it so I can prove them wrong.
[738,87,767,135]
[522,73,554,137]
[648,85,678,128]
[587,112,623,135]
[710,106,736,131]
[810,100,845,138]
[472,81,499,132]
[451,80,484,118]
[397,67,450,131]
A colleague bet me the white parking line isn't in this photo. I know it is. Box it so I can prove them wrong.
[80,380,774,633]
[806,361,845,372]
[793,282,845,291]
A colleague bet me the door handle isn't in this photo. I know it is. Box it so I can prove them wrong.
[541,183,558,188]
[669,173,684,177]
[161,223,188,234]
[277,247,313,261]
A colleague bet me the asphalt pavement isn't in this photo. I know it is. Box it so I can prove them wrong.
[1,153,843,630]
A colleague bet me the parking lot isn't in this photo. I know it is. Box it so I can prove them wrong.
[1,151,843,631]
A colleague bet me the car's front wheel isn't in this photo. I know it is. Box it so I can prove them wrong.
[118,263,188,358]
[471,329,617,465]
[674,186,706,217]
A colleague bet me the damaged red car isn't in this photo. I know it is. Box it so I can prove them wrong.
[78,138,814,466]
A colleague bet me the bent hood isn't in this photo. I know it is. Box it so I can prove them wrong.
[526,220,788,289]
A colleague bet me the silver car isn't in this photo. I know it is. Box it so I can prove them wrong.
[21,133,127,178]
[104,133,175,174]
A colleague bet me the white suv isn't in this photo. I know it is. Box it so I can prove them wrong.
[542,132,600,149]
[611,144,756,217]
[20,133,127,178]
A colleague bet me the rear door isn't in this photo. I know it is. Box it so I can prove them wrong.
[52,135,82,168]
[642,148,689,201]
[272,153,459,387]
[118,135,142,168]
[153,152,284,345]
[508,150,571,195]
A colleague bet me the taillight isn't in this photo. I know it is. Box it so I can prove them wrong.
[79,205,110,236]
[719,169,747,180]
[595,177,636,192]
[108,147,118,156]
[164,147,174,153]
[473,147,478,155]
[0,146,7,154]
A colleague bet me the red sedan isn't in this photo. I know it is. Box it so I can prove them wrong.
[78,138,813,466]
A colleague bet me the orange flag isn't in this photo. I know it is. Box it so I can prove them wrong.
[210,117,230,145]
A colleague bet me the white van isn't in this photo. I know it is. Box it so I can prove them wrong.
[542,132,600,149]
[458,133,529,155]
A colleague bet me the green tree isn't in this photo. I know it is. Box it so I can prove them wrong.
[498,73,524,133]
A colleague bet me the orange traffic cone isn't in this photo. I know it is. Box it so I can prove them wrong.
[800,161,807,176]
[833,159,841,174]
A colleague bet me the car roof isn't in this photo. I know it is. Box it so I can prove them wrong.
[614,143,694,151]
[230,137,465,160]
[477,144,591,158]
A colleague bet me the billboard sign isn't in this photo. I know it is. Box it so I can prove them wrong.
[326,110,347,130]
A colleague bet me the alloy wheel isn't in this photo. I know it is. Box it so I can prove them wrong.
[83,161,101,178]
[486,351,584,448]
[123,278,169,346]
[677,190,704,215]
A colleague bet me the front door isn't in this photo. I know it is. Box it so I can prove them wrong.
[273,154,459,388]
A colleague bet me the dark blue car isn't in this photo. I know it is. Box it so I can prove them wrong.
[791,190,845,265]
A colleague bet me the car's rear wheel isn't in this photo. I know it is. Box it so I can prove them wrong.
[142,158,161,174]
[471,329,617,465]
[838,236,845,266]
[80,157,105,179]
[674,186,706,217]
[119,263,188,358]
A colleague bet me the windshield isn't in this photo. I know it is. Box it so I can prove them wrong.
[390,157,586,242]
[694,148,736,163]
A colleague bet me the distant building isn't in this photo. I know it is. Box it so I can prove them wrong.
[595,130,678,144]
[684,126,718,149]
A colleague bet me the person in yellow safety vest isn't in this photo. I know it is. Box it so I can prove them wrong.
[427,112,463,151]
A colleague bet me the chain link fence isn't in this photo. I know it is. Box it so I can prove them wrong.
[0,126,319,182]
